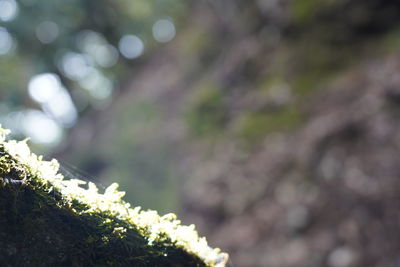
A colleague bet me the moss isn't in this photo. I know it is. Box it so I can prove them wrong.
[237,106,304,145]
[0,127,228,266]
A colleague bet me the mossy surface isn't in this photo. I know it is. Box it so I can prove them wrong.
[0,127,228,266]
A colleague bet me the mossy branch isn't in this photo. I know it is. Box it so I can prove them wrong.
[0,127,228,266]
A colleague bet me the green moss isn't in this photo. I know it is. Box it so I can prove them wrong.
[0,127,228,266]
[237,106,303,145]
[186,83,225,137]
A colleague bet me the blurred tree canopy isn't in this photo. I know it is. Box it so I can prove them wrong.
[0,0,185,146]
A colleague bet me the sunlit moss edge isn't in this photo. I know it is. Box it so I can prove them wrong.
[0,126,228,266]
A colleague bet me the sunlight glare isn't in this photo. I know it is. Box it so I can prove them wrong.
[28,73,78,127]
[20,109,62,145]
[28,73,61,104]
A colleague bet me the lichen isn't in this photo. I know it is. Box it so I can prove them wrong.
[0,126,228,266]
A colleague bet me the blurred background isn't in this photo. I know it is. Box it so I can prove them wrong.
[2,0,400,266]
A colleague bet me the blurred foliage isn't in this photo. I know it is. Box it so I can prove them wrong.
[0,0,186,138]
[186,82,225,137]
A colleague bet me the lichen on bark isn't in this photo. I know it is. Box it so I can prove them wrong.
[0,127,228,266]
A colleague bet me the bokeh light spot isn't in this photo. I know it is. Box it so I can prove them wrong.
[93,44,119,67]
[118,34,144,59]
[152,19,176,43]
[20,109,63,145]
[42,90,78,127]
[76,30,118,68]
[60,52,93,81]
[76,30,105,52]
[78,69,114,101]
[36,21,59,44]
[0,0,18,22]
[28,73,62,104]
[28,73,78,127]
